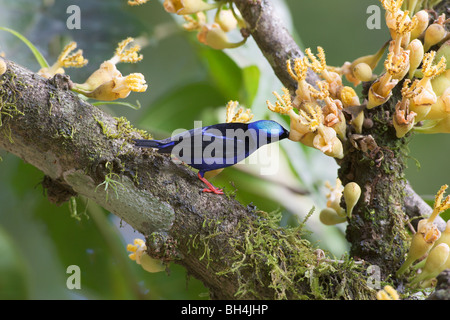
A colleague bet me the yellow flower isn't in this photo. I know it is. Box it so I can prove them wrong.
[127,0,150,5]
[324,179,345,216]
[430,184,450,223]
[110,37,143,64]
[381,0,417,51]
[287,57,314,105]
[409,243,449,287]
[163,0,220,15]
[298,104,343,158]
[312,81,346,139]
[340,86,364,133]
[393,79,418,138]
[267,88,306,141]
[424,14,448,52]
[410,51,446,121]
[367,48,409,109]
[376,285,400,300]
[226,100,253,123]
[397,185,450,276]
[304,47,342,98]
[38,42,88,78]
[73,38,148,100]
[127,238,165,273]
[266,89,343,158]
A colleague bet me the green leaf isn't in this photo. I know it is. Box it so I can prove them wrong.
[242,65,260,107]
[0,26,49,68]
[198,47,243,101]
[139,81,226,134]
[0,226,28,299]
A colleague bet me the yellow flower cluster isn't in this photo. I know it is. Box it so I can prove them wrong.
[397,185,450,288]
[366,0,450,136]
[267,47,363,159]
[39,38,148,102]
[163,0,247,50]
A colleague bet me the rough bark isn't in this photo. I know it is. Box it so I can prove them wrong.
[233,0,320,92]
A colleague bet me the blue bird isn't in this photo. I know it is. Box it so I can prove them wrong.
[134,120,289,194]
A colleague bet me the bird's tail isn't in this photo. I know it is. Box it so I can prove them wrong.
[133,139,174,152]
[133,139,164,148]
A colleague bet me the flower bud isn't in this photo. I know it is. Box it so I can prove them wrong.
[424,22,447,52]
[319,208,347,225]
[343,41,388,86]
[127,238,164,273]
[352,62,373,82]
[197,23,246,50]
[397,219,441,276]
[410,10,429,40]
[163,0,219,15]
[435,40,450,71]
[410,243,449,286]
[343,182,361,218]
[407,39,424,79]
[214,9,238,33]
[139,253,165,273]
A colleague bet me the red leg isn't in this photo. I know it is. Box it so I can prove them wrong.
[197,172,224,195]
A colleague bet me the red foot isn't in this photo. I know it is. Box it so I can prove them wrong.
[202,187,224,195]
[198,172,224,195]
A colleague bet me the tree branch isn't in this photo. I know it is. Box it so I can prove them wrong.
[0,58,377,299]
[233,0,320,91]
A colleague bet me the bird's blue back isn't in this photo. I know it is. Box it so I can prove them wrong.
[135,120,289,172]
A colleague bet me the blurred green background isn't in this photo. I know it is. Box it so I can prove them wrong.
[0,0,448,299]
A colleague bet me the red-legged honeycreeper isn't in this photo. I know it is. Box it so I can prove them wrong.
[134,120,289,194]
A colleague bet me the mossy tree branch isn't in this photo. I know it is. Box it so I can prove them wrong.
[0,58,377,299]
[0,0,447,299]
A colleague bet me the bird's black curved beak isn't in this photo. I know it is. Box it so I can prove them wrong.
[281,126,290,140]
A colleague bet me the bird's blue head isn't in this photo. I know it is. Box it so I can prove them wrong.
[248,120,289,144]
